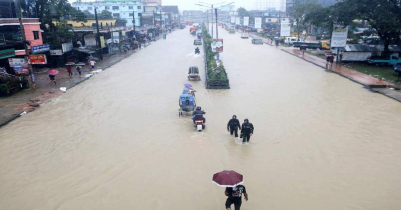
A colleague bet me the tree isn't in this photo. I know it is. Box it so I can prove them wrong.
[35,0,87,29]
[99,10,112,19]
[292,0,323,39]
[305,0,401,55]
[83,10,95,19]
[43,21,74,49]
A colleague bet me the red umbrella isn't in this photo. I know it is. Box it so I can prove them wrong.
[48,69,59,75]
[212,170,244,187]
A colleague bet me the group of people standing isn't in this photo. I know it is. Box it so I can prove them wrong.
[227,115,254,144]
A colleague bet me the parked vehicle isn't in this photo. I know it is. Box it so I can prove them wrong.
[293,40,330,50]
[252,39,264,45]
[229,29,235,34]
[367,55,401,66]
[284,37,298,45]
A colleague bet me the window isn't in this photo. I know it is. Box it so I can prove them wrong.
[137,6,141,9]
[129,6,133,9]
[129,13,133,16]
[112,6,119,10]
[268,19,271,22]
[91,23,97,27]
[105,6,110,9]
[282,19,286,21]
[87,7,92,10]
[113,13,120,18]
[33,31,39,40]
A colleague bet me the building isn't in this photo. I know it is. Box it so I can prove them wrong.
[0,18,43,74]
[182,10,206,23]
[72,0,146,27]
[162,6,180,26]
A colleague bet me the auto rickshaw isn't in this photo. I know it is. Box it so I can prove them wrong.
[188,66,200,81]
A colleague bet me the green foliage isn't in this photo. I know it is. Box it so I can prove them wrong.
[0,83,10,96]
[36,0,87,28]
[292,0,323,38]
[202,24,227,80]
[43,21,74,49]
[304,0,401,54]
[83,10,95,19]
[100,10,113,19]
[237,7,254,24]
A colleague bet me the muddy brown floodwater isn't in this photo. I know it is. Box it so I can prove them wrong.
[1,27,401,210]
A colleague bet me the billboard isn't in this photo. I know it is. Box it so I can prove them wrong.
[280,21,291,37]
[235,17,240,25]
[231,16,235,24]
[243,17,249,26]
[211,39,223,53]
[32,44,50,54]
[0,49,15,59]
[113,32,120,43]
[29,54,47,65]
[62,42,73,53]
[331,25,348,47]
[255,17,262,29]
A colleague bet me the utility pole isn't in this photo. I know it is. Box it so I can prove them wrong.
[211,5,213,39]
[94,8,103,60]
[215,8,218,39]
[133,10,136,35]
[153,11,156,26]
[16,0,35,88]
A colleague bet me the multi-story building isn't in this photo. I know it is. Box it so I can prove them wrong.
[182,10,206,23]
[72,0,147,27]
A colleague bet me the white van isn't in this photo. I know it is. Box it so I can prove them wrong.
[284,37,298,45]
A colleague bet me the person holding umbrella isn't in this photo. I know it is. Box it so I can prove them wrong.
[48,69,59,85]
[212,170,249,210]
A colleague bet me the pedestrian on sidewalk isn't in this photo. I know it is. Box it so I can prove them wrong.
[227,115,241,137]
[89,60,96,70]
[275,39,279,48]
[240,119,254,144]
[225,185,248,210]
[326,54,334,69]
[76,65,82,76]
[49,74,56,85]
[66,65,73,78]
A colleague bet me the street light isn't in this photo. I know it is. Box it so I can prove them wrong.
[196,1,234,38]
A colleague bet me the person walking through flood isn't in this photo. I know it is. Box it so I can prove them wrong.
[227,115,241,137]
[66,65,73,78]
[225,185,248,210]
[49,74,56,85]
[240,119,254,144]
[76,65,82,76]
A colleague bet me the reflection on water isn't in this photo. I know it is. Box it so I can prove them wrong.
[1,28,401,210]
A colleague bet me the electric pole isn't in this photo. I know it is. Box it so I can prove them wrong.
[211,5,213,39]
[94,8,103,60]
[215,8,218,39]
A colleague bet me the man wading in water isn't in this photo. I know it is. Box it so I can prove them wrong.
[225,185,248,210]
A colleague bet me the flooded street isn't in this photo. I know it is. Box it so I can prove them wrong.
[1,27,401,210]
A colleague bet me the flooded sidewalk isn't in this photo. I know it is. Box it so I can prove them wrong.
[0,48,140,128]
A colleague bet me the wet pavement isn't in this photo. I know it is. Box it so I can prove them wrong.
[282,48,401,102]
[0,27,401,210]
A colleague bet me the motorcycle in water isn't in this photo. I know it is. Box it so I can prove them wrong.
[192,109,206,131]
[195,48,200,54]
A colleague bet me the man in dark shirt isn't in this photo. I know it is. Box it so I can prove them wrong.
[241,118,254,143]
[225,185,248,210]
[227,115,241,137]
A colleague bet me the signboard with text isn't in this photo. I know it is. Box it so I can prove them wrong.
[211,39,223,53]
[231,16,235,24]
[280,21,291,37]
[8,58,29,75]
[32,44,50,54]
[0,49,15,59]
[235,17,240,25]
[62,42,73,53]
[50,50,63,55]
[113,32,120,43]
[243,17,249,26]
[255,17,262,29]
[331,25,348,47]
[100,36,106,48]
[29,54,47,64]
